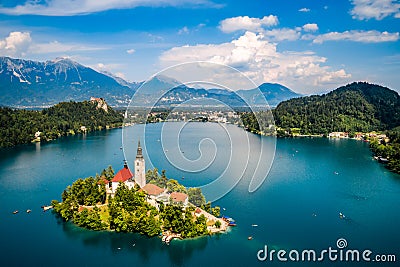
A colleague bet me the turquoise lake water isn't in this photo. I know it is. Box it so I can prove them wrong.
[0,122,399,266]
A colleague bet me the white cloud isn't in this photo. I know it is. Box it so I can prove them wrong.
[0,31,32,57]
[312,30,399,43]
[159,31,351,93]
[93,62,124,73]
[299,8,310,12]
[302,23,319,32]
[127,48,135,54]
[0,0,221,16]
[178,26,189,35]
[114,72,127,80]
[350,0,400,20]
[0,31,106,58]
[219,15,278,33]
[262,28,301,41]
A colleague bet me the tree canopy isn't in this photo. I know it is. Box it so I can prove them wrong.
[0,100,123,147]
[272,82,400,135]
[52,166,217,238]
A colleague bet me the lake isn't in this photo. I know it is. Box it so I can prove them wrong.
[0,122,399,266]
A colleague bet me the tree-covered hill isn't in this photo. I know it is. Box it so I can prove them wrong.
[0,100,123,147]
[273,82,400,135]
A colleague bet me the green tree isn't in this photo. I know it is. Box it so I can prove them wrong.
[211,206,220,217]
[188,187,206,207]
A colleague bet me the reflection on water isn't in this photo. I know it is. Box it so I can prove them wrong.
[60,217,209,266]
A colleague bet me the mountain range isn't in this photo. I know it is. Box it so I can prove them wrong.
[0,56,301,108]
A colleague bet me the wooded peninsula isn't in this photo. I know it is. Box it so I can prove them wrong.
[240,82,400,174]
[0,98,123,147]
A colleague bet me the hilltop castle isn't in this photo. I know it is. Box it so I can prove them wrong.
[105,140,146,196]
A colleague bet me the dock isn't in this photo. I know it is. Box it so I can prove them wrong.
[161,232,182,244]
[42,205,53,212]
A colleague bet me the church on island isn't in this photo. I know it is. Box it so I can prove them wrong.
[105,141,189,207]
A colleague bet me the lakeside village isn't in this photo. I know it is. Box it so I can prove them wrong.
[49,141,235,243]
[127,109,390,142]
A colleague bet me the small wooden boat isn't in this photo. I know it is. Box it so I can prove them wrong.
[339,212,345,219]
[26,209,32,213]
[248,236,253,240]
[13,210,19,214]
[251,224,258,227]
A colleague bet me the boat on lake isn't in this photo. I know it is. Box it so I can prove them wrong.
[222,216,237,226]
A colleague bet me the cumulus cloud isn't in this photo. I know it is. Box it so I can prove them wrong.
[0,31,32,57]
[127,48,135,54]
[159,31,351,93]
[219,15,278,33]
[350,0,400,20]
[302,23,319,32]
[0,31,106,58]
[312,30,399,43]
[0,0,221,16]
[299,8,310,12]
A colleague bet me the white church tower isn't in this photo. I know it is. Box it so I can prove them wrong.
[134,140,146,188]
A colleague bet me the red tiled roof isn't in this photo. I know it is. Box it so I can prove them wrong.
[170,192,188,203]
[112,166,133,183]
[141,183,165,196]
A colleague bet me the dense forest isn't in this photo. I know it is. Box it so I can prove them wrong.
[0,100,123,147]
[52,166,220,238]
[370,129,400,174]
[272,82,400,135]
[240,82,400,175]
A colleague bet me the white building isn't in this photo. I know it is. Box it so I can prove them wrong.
[104,141,146,196]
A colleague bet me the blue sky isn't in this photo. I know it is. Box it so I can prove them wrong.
[0,0,399,93]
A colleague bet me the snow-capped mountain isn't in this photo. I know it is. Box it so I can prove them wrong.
[0,56,301,108]
[0,57,135,107]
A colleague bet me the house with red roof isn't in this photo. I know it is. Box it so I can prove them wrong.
[141,183,166,197]
[170,192,189,207]
[104,141,147,196]
[106,161,135,196]
[140,183,169,209]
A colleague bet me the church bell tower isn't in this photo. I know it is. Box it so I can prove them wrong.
[134,140,146,188]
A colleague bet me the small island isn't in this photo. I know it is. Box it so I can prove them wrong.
[52,141,229,241]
